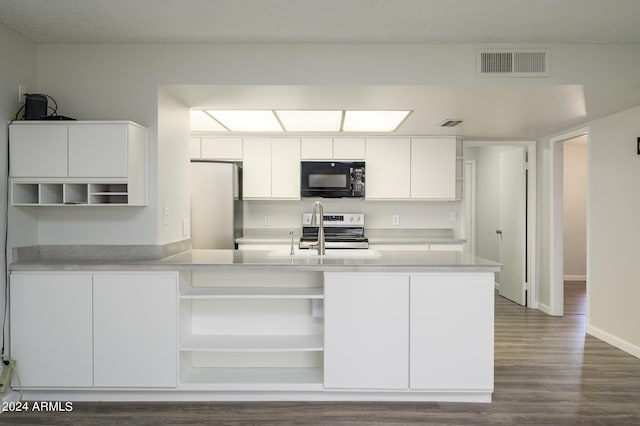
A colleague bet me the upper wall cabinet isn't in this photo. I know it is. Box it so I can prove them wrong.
[365,136,460,201]
[301,137,365,160]
[365,137,411,199]
[192,137,243,161]
[410,137,458,200]
[243,138,300,200]
[9,121,147,206]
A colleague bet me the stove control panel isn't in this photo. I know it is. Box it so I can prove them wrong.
[302,213,364,226]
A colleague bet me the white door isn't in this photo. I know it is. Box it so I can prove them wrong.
[498,147,527,305]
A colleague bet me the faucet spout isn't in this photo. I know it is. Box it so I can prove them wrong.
[310,201,326,255]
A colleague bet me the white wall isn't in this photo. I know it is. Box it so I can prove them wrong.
[244,199,462,234]
[157,88,190,244]
[0,22,37,357]
[586,105,640,356]
[563,138,587,280]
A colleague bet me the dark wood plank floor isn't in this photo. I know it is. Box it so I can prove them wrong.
[3,285,640,425]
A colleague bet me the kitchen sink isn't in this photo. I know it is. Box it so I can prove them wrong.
[268,249,381,259]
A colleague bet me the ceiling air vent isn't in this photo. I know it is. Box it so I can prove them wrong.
[477,48,549,77]
[438,119,463,127]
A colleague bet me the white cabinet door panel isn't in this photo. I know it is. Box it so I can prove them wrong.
[242,138,272,198]
[201,137,243,160]
[410,273,494,390]
[10,273,93,387]
[301,137,333,159]
[333,137,365,160]
[365,138,411,199]
[10,125,68,177]
[324,273,409,390]
[272,138,300,199]
[93,273,177,388]
[410,137,457,199]
[68,124,128,177]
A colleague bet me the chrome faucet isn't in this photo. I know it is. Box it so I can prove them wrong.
[310,201,326,255]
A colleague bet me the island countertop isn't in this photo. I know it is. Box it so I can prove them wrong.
[10,248,501,273]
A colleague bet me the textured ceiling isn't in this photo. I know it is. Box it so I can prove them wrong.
[1,0,640,44]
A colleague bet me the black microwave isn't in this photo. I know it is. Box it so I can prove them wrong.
[301,161,365,198]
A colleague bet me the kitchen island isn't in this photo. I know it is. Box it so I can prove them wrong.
[9,248,500,403]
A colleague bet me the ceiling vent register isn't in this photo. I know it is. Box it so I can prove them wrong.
[477,49,549,77]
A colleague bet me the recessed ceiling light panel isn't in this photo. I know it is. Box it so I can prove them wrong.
[275,110,342,131]
[343,110,411,132]
[190,110,228,131]
[207,110,283,132]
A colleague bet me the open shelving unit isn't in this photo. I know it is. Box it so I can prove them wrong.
[178,270,325,391]
[11,182,132,206]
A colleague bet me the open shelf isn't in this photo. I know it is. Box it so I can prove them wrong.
[180,334,324,352]
[180,286,323,299]
[11,181,136,206]
[12,183,39,205]
[179,367,323,391]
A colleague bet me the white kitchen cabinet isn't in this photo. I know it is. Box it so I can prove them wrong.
[333,137,365,160]
[272,138,301,198]
[410,137,457,200]
[242,138,272,199]
[68,124,128,177]
[243,137,300,200]
[9,124,68,177]
[10,271,177,390]
[201,137,243,161]
[301,137,333,159]
[9,121,147,206]
[93,273,177,388]
[365,137,411,199]
[324,273,409,389]
[324,272,493,393]
[429,243,464,251]
[301,137,365,160]
[410,273,494,390]
[10,273,94,387]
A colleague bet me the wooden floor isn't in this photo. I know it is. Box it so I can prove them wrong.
[4,283,640,425]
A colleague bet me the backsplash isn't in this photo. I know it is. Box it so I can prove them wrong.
[243,200,463,236]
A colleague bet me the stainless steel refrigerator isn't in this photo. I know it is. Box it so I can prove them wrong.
[190,161,243,249]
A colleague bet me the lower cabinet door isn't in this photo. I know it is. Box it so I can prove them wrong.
[324,273,409,390]
[93,273,177,387]
[409,273,494,390]
[10,273,93,387]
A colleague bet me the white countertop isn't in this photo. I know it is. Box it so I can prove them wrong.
[10,248,500,273]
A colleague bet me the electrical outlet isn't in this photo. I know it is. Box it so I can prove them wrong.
[264,215,271,226]
[449,212,458,222]
[182,218,190,237]
[163,207,169,225]
[311,299,324,318]
[392,215,400,226]
[18,84,27,103]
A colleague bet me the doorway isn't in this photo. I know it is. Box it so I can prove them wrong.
[464,142,536,307]
[549,128,589,316]
[563,136,587,316]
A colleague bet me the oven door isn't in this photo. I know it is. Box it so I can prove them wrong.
[301,161,364,198]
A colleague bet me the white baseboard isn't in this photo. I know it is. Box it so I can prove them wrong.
[537,302,553,315]
[587,324,640,359]
[564,275,586,281]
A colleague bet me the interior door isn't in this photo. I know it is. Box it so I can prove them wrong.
[498,147,527,305]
